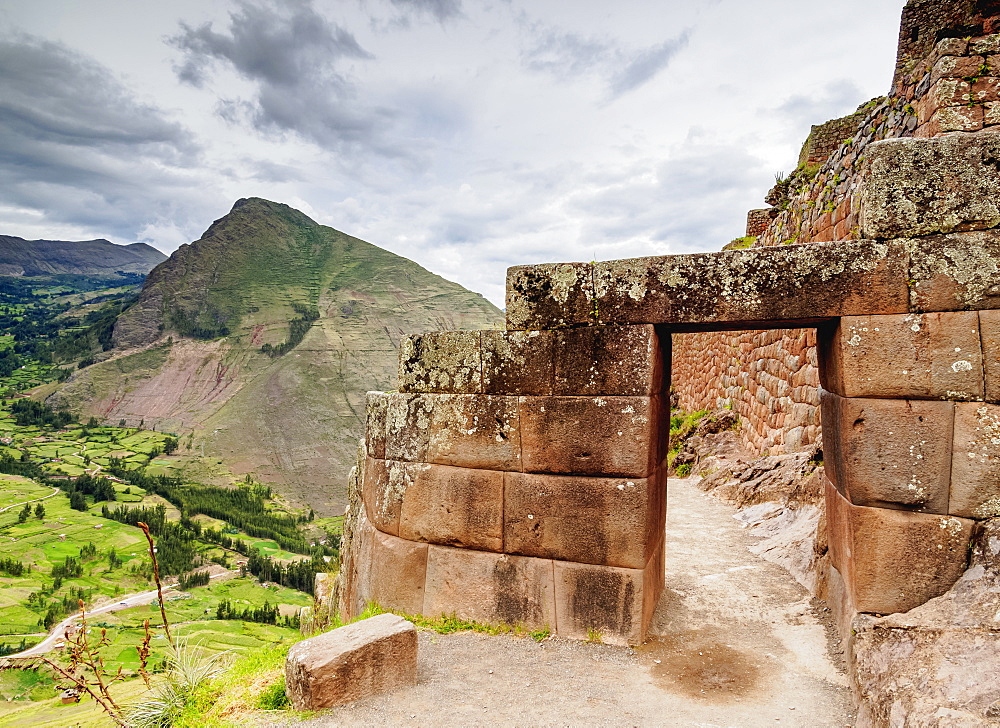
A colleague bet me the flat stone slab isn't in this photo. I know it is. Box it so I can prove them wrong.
[506,240,908,330]
[285,612,417,711]
[506,232,1000,330]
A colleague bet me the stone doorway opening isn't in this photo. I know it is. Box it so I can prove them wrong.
[342,215,996,646]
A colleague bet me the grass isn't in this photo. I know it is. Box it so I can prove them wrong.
[357,602,551,642]
[667,407,710,468]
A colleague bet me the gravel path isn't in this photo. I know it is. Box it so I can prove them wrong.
[286,477,854,727]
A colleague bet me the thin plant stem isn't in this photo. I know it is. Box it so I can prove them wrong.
[137,521,174,647]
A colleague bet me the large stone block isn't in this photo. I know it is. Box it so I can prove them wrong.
[979,310,1000,402]
[398,463,504,552]
[285,613,417,711]
[397,331,481,394]
[349,513,428,617]
[503,470,665,568]
[423,546,556,629]
[481,330,554,395]
[365,392,389,460]
[506,262,595,330]
[905,232,1000,312]
[384,393,521,470]
[362,457,401,536]
[820,391,953,513]
[825,480,973,614]
[552,547,662,645]
[588,240,908,328]
[818,312,983,400]
[518,395,662,477]
[950,402,1000,518]
[859,134,1000,238]
[553,325,665,396]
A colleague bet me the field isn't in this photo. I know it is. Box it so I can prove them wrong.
[0,474,153,637]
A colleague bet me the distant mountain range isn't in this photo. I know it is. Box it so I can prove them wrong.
[44,198,503,514]
[0,236,166,276]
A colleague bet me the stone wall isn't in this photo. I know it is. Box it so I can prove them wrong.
[672,8,1000,455]
[671,328,820,455]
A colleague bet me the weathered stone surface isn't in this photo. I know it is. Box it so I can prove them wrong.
[503,470,665,568]
[398,331,481,394]
[384,393,521,470]
[362,457,401,536]
[285,613,417,711]
[365,392,389,460]
[590,241,908,328]
[481,330,554,396]
[979,310,1000,403]
[398,463,504,552]
[506,262,595,330]
[423,546,556,629]
[349,513,428,617]
[552,553,660,645]
[334,440,367,622]
[950,403,1000,519]
[818,312,983,400]
[553,325,665,396]
[851,518,1000,727]
[826,480,973,614]
[859,134,1000,239]
[906,232,1000,312]
[505,241,915,331]
[518,395,662,477]
[820,391,954,513]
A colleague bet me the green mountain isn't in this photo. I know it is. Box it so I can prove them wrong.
[0,235,165,276]
[45,198,503,514]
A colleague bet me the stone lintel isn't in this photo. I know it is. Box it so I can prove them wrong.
[504,240,909,330]
[503,231,1000,331]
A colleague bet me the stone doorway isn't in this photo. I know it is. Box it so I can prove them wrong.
[339,133,1000,645]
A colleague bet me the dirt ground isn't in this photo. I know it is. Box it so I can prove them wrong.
[284,477,855,727]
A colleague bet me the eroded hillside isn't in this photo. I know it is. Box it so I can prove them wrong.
[46,198,503,514]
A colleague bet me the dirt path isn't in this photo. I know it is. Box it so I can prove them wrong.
[0,486,60,514]
[287,477,854,727]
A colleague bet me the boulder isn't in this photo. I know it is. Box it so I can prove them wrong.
[285,613,417,711]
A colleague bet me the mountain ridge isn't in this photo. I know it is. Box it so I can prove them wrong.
[0,235,166,276]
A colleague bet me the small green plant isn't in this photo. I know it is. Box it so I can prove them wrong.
[586,627,603,644]
[675,463,692,477]
[724,236,756,251]
[528,627,551,642]
[256,677,290,709]
[125,641,231,727]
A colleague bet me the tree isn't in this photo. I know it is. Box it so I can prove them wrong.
[69,491,88,512]
[17,503,30,523]
[34,502,45,519]
[163,437,178,455]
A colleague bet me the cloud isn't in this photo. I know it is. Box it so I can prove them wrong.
[769,79,868,131]
[0,32,219,244]
[521,25,690,98]
[608,33,690,96]
[170,0,416,158]
[388,0,463,23]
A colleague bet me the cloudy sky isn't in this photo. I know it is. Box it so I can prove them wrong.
[0,0,904,305]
